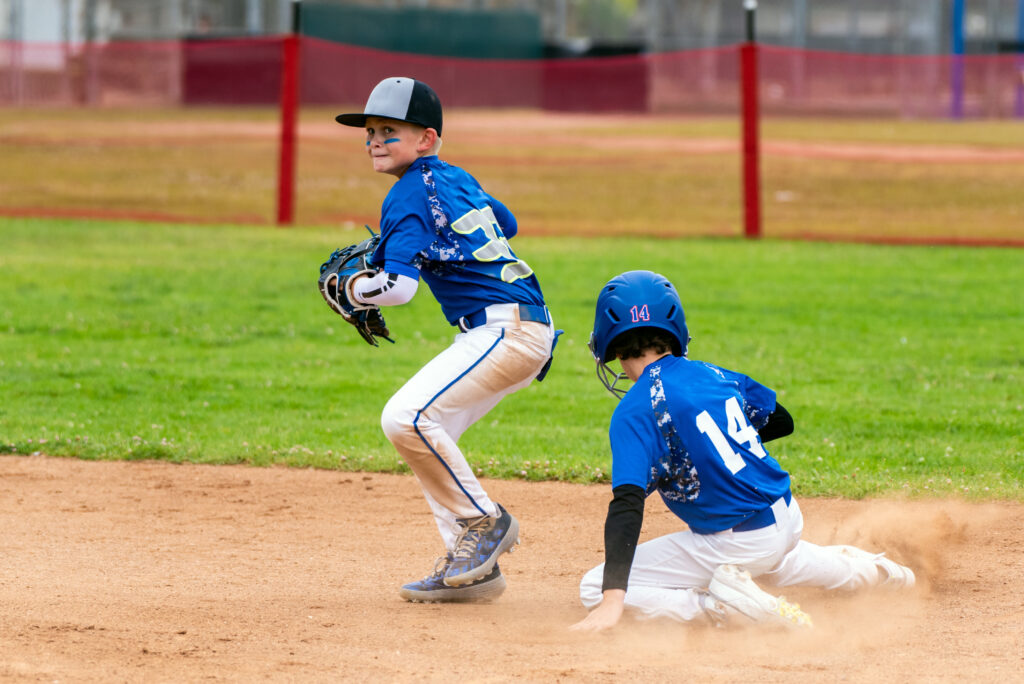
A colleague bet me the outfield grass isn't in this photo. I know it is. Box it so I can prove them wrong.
[1,217,1020,499]
[1,108,1022,243]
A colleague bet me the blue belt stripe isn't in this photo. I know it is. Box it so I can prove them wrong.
[459,303,550,331]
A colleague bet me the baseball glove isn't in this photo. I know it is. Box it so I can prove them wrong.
[318,231,395,347]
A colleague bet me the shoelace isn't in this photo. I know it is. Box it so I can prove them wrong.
[451,517,492,561]
[424,553,452,581]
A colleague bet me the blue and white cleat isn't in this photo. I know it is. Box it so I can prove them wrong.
[443,503,520,587]
[400,554,506,603]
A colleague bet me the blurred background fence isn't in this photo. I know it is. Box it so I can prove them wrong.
[4,0,1024,114]
[1,0,1023,244]
[4,0,1024,55]
[3,38,1023,118]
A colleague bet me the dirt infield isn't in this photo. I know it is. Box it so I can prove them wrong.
[2,455,1021,683]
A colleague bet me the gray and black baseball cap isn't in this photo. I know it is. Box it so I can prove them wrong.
[336,77,443,136]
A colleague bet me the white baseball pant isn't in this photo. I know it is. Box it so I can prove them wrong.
[381,303,555,550]
[580,496,886,621]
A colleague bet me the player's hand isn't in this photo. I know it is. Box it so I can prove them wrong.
[569,589,625,632]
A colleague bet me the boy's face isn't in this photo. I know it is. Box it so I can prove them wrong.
[364,116,434,177]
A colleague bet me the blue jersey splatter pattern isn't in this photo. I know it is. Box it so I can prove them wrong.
[609,355,791,534]
[369,156,545,324]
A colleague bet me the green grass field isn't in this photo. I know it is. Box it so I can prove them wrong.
[1,216,1020,499]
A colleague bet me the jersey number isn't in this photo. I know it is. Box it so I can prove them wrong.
[451,207,534,283]
[695,397,767,474]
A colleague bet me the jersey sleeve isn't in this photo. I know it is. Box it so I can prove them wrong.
[370,208,431,279]
[381,259,420,280]
[717,366,778,429]
[608,400,657,492]
[488,196,518,240]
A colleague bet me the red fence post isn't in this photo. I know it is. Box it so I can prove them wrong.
[740,0,762,239]
[276,33,299,226]
[740,41,761,239]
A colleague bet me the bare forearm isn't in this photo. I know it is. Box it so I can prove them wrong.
[569,589,626,632]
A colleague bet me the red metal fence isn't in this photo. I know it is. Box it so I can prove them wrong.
[3,38,1023,118]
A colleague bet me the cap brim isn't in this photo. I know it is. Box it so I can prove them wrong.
[335,113,367,127]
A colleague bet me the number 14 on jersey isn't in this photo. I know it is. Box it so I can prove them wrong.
[695,396,767,474]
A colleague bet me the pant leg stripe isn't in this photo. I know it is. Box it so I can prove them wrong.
[412,329,505,517]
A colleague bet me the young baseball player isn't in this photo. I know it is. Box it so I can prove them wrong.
[334,77,557,603]
[570,270,915,632]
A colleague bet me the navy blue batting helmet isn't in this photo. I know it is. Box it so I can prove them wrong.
[590,270,690,363]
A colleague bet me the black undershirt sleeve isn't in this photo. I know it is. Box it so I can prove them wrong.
[757,401,794,443]
[601,484,646,593]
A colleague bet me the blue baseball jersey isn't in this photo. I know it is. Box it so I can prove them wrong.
[609,355,791,534]
[369,156,545,324]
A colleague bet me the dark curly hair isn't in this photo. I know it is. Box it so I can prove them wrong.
[607,327,677,361]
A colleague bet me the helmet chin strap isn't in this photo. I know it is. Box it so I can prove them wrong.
[595,360,629,400]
